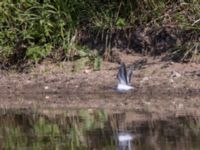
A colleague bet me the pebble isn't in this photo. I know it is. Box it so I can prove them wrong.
[45,95,50,99]
[140,77,149,84]
[84,69,91,74]
[171,71,181,78]
[44,86,49,90]
[169,79,174,83]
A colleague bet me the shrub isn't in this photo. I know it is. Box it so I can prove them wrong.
[0,0,199,69]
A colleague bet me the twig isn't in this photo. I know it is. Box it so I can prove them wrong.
[192,18,200,26]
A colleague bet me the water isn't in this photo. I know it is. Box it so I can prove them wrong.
[0,109,200,150]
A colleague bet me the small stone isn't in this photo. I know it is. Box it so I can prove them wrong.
[171,71,181,78]
[169,79,174,83]
[45,95,50,99]
[84,69,91,74]
[44,86,49,90]
[178,104,184,109]
[140,77,149,84]
[26,80,31,84]
[143,101,151,105]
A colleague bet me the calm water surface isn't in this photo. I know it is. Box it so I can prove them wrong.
[0,109,200,150]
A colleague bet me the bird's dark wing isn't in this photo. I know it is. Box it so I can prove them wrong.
[117,63,128,85]
[127,68,133,85]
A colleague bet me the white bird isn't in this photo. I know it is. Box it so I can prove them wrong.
[117,63,134,92]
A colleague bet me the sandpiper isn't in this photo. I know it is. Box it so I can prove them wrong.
[117,63,134,92]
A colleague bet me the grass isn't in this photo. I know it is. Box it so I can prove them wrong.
[0,0,199,70]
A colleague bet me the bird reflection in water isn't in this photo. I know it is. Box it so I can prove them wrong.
[117,132,134,150]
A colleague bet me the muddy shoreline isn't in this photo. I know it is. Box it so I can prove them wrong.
[0,54,200,119]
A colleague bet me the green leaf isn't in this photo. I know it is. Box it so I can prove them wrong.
[116,18,126,28]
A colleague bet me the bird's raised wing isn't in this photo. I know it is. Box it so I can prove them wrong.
[117,63,128,85]
[127,68,133,85]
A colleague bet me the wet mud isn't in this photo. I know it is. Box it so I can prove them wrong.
[0,55,200,119]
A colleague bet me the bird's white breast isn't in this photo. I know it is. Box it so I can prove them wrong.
[117,84,134,91]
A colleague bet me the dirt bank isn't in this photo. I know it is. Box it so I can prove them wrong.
[0,53,200,119]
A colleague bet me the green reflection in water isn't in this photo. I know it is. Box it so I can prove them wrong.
[1,110,200,150]
[0,109,112,150]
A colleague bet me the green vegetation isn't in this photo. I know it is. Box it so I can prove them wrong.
[0,0,199,69]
